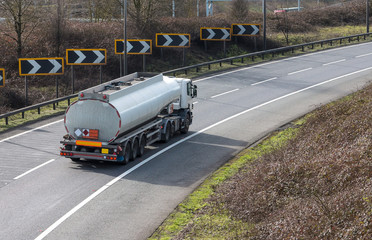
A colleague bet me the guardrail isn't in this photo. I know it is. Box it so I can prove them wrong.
[163,32,372,76]
[1,32,372,127]
[0,94,77,126]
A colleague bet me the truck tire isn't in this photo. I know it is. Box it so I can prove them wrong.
[119,142,131,165]
[161,123,171,143]
[70,158,80,162]
[138,135,146,157]
[131,138,139,161]
[181,114,190,134]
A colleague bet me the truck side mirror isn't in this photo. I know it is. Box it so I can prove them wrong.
[193,85,197,98]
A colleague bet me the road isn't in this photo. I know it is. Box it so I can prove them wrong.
[1,42,372,240]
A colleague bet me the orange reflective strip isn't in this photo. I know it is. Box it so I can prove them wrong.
[76,140,102,147]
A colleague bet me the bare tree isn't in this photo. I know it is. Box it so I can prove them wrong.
[0,0,39,58]
[274,10,290,45]
[230,0,249,22]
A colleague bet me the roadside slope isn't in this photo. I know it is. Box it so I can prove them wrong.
[151,82,372,239]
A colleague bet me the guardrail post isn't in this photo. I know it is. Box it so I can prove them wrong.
[53,103,56,110]
[241,57,244,63]
[357,36,360,42]
[261,54,264,60]
[184,70,187,75]
[6,117,8,125]
[340,39,342,45]
[349,37,351,43]
[196,67,199,73]
[230,60,233,65]
[291,48,294,53]
[68,99,70,105]
[302,46,304,52]
[311,44,314,49]
[272,52,275,57]
[208,64,211,70]
[252,56,255,62]
[330,40,333,46]
[38,107,40,114]
[321,42,323,47]
[220,62,222,67]
[22,112,24,119]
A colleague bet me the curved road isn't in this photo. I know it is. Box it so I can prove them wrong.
[1,42,372,240]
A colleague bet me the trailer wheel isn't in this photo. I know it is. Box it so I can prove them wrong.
[181,115,190,134]
[162,123,171,143]
[119,142,131,165]
[131,138,139,161]
[138,135,146,157]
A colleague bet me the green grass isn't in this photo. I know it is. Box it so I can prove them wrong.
[149,123,301,239]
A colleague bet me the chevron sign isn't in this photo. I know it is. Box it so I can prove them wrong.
[66,49,106,65]
[200,27,231,41]
[0,68,4,87]
[115,39,152,55]
[156,33,190,48]
[19,58,64,76]
[231,24,260,36]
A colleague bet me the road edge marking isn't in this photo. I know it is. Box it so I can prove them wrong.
[14,159,56,180]
[0,119,64,143]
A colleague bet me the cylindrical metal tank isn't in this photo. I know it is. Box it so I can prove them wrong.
[64,74,182,142]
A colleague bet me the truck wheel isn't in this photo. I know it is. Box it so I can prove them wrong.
[131,138,139,161]
[119,142,131,165]
[170,123,175,137]
[181,115,190,134]
[70,158,80,162]
[161,123,171,143]
[138,135,146,157]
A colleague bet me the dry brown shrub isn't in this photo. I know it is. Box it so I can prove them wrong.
[215,83,372,239]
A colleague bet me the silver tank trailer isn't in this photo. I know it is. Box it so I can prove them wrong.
[64,73,183,143]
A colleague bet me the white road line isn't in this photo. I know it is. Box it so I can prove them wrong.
[0,119,64,143]
[14,159,55,180]
[288,68,313,76]
[193,102,199,104]
[356,52,372,58]
[34,66,372,240]
[322,59,346,66]
[211,89,239,99]
[193,41,372,83]
[251,77,278,86]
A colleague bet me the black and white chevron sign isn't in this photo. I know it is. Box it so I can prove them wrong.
[200,27,231,41]
[115,39,152,55]
[19,58,64,76]
[231,24,260,36]
[156,34,190,48]
[0,68,4,87]
[66,49,106,65]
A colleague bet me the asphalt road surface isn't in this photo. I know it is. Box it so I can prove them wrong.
[1,42,372,240]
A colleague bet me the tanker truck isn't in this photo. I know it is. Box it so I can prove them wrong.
[60,72,197,164]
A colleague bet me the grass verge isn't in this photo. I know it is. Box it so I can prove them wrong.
[149,122,302,240]
[149,82,372,239]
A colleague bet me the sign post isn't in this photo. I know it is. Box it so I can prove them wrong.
[156,33,191,66]
[19,58,64,106]
[0,68,4,87]
[115,39,152,72]
[200,27,231,56]
[66,49,107,90]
